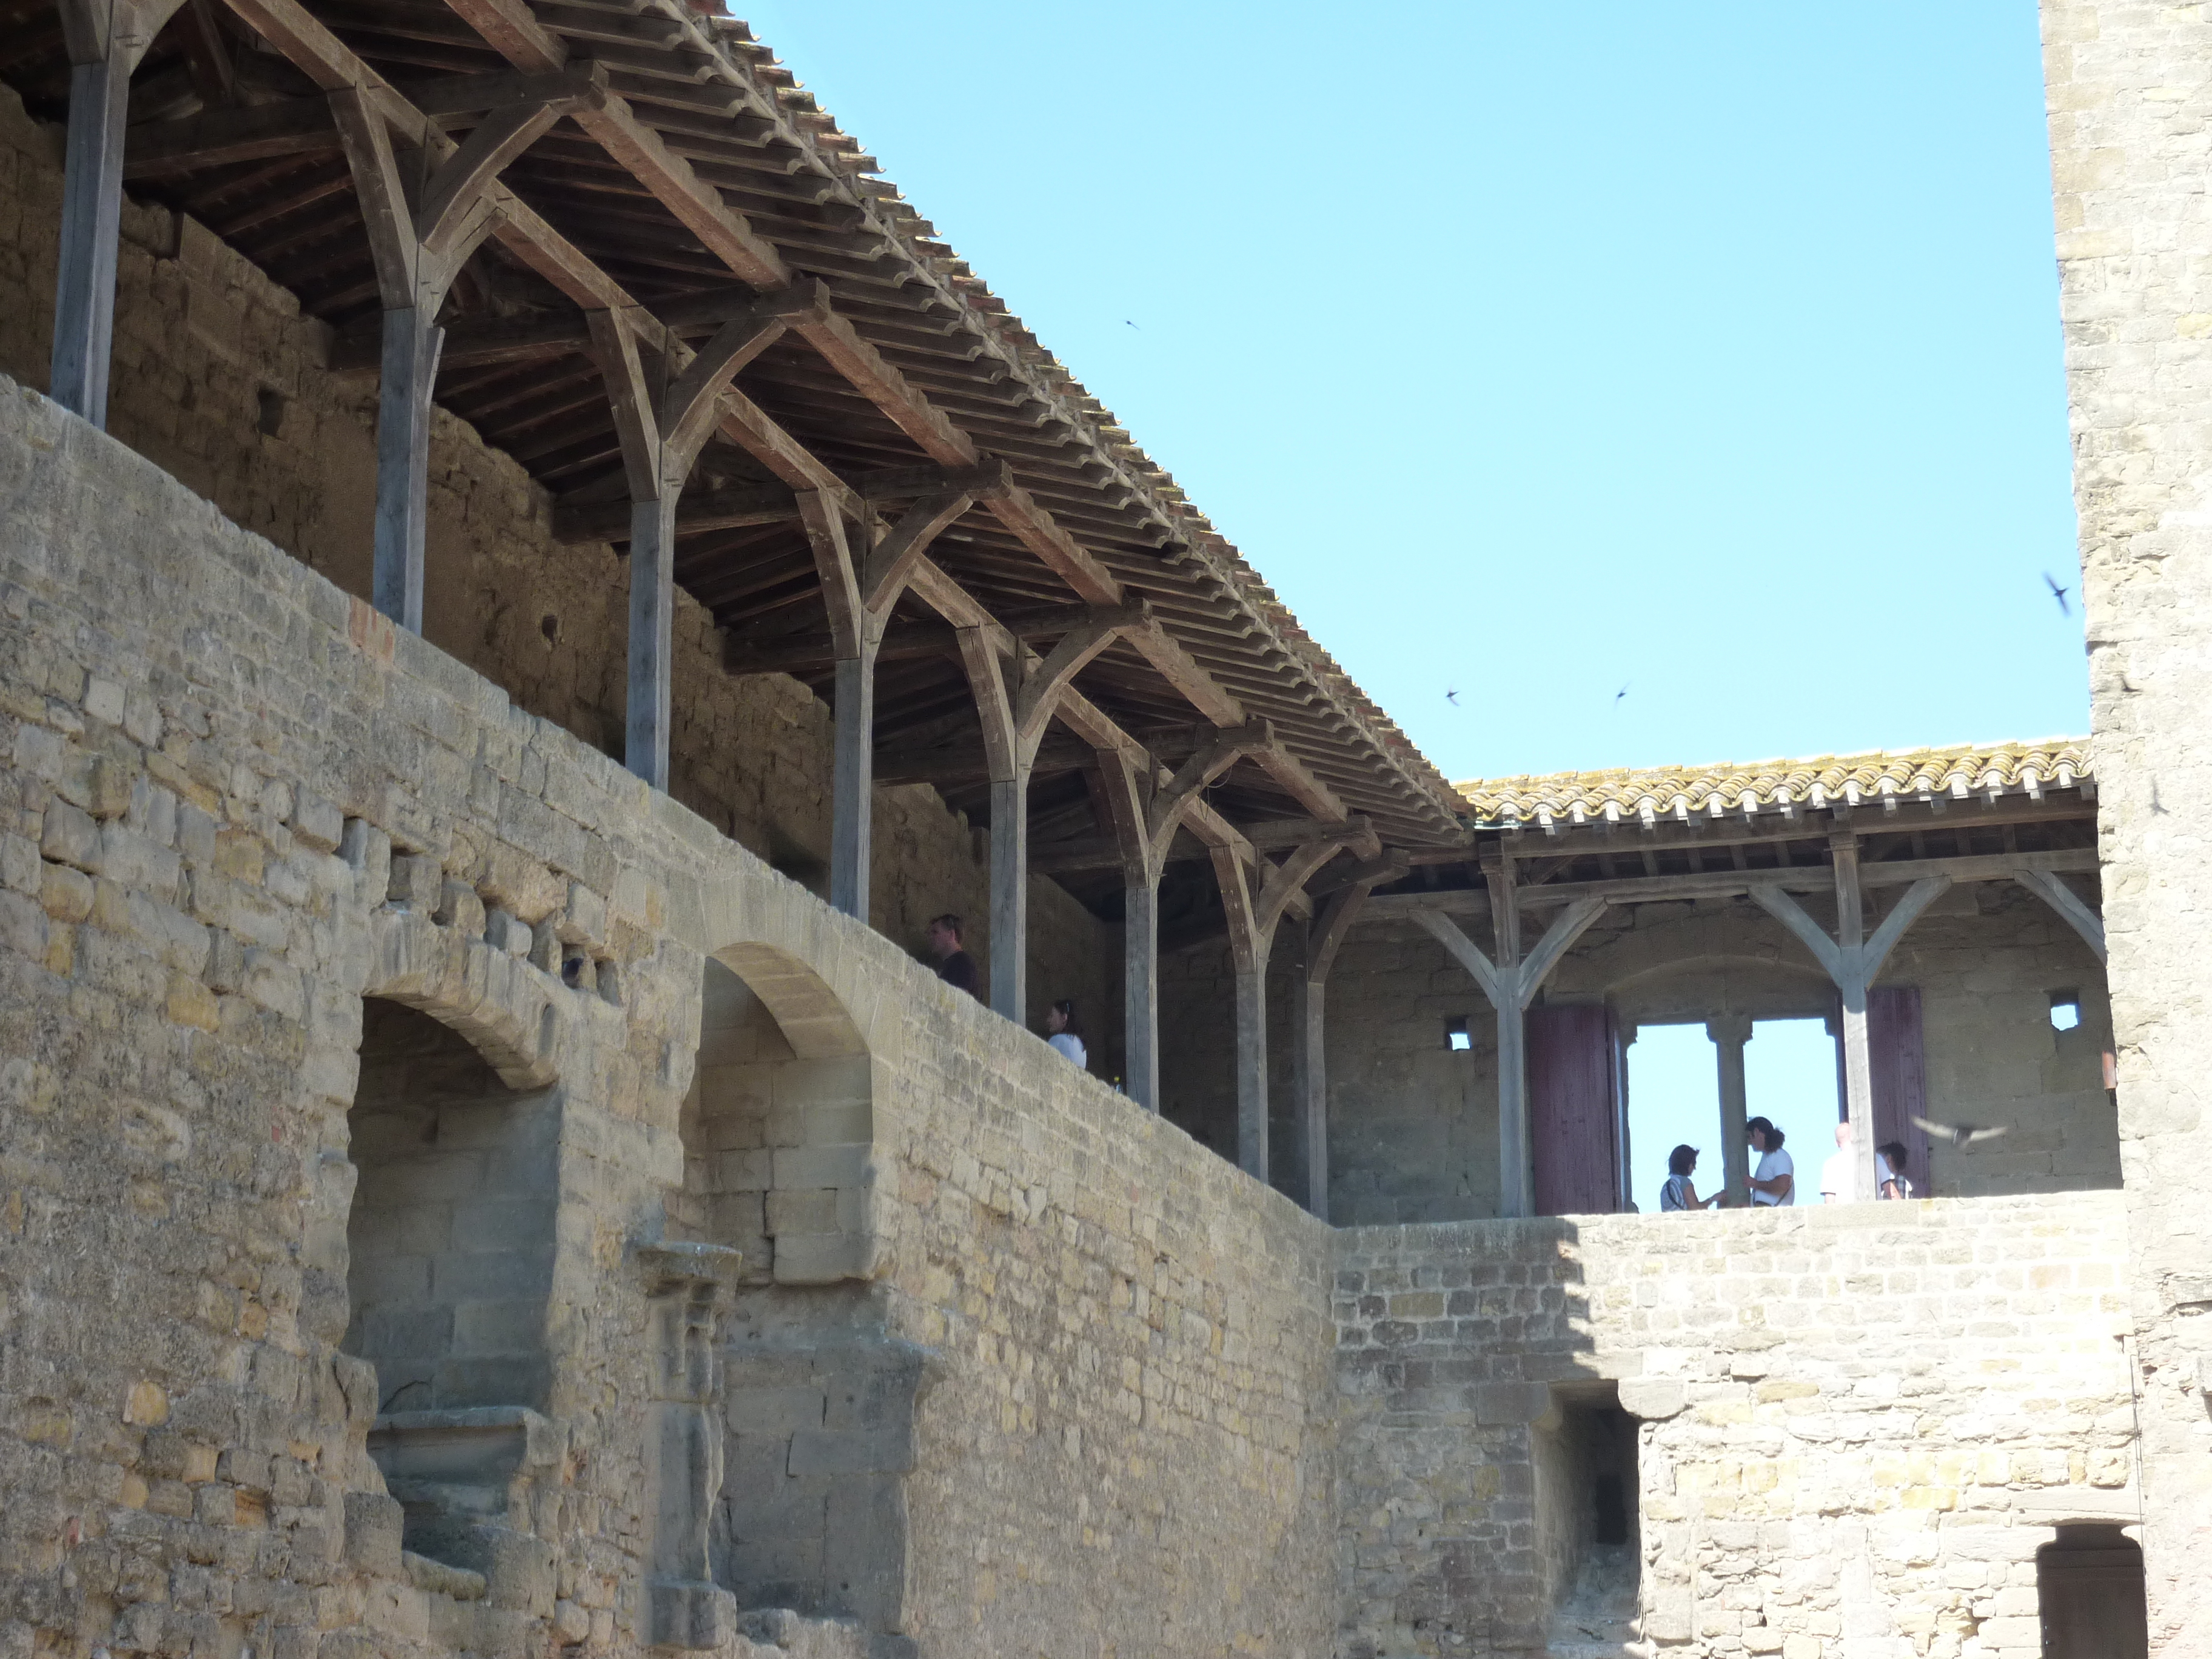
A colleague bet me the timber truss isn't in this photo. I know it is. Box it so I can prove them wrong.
[1367,785,2104,1216]
[0,0,1475,1141]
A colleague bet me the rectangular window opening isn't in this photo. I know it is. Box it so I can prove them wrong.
[1446,1015,1472,1052]
[2049,988,2082,1031]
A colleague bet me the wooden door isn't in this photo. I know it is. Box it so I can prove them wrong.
[1529,1004,1619,1216]
[1867,985,1929,1196]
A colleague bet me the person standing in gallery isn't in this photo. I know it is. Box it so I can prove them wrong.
[1045,1000,1087,1070]
[926,914,980,999]
[1744,1116,1794,1205]
[1660,1144,1722,1211]
[1876,1140,1913,1201]
[1819,1119,1858,1203]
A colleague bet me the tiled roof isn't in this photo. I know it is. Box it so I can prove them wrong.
[1456,740,2094,831]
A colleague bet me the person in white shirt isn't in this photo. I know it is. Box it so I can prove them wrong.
[1819,1119,1858,1203]
[1744,1116,1794,1205]
[1045,999,1087,1071]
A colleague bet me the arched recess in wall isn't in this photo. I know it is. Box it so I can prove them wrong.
[674,942,874,1287]
[343,937,565,1418]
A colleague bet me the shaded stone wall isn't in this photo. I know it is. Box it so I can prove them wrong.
[1335,1193,2136,1659]
[0,377,1332,1659]
[2041,2,2212,1651]
[0,82,1119,1068]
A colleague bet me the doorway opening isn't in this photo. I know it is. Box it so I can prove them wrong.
[1535,1387,1641,1651]
[2037,1525,2147,1659]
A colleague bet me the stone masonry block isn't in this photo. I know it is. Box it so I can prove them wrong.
[773,1145,870,1191]
[387,853,441,911]
[341,817,392,907]
[773,1233,870,1285]
[40,799,96,870]
[288,788,343,853]
[557,880,606,950]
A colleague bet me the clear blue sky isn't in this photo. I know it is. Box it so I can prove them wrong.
[741,0,2085,783]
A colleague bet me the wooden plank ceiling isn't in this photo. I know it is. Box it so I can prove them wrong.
[0,0,1472,923]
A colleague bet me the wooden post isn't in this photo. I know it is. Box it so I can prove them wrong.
[1122,867,1159,1111]
[1288,943,1324,1214]
[1412,883,1608,1220]
[988,768,1028,1019]
[50,45,129,427]
[330,78,582,632]
[960,605,1141,1022]
[1484,857,1530,1219]
[372,307,441,631]
[1233,956,1269,1184]
[1214,845,1270,1183]
[1293,882,1378,1221]
[1829,834,1882,1203]
[1751,834,1951,1202]
[1706,1013,1754,1201]
[828,649,876,919]
[626,492,678,788]
[49,0,184,427]
[592,295,799,789]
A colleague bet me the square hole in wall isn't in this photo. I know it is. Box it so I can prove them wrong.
[2049,988,2082,1031]
[1446,1015,1472,1052]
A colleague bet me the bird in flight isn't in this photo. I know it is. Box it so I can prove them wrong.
[1125,320,1139,330]
[1912,1116,2009,1149]
[1614,684,1629,707]
[1446,688,1460,706]
[2044,572,2073,616]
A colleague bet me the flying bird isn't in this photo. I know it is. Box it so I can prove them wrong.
[1614,684,1629,707]
[1912,1116,2009,1150]
[1125,320,1139,330]
[2044,572,2073,616]
[1446,688,1460,706]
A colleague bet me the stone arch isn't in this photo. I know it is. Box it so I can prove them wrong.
[674,939,876,1287]
[343,908,570,1415]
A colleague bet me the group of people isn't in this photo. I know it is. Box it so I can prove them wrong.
[923,913,1088,1070]
[1660,1118,1913,1211]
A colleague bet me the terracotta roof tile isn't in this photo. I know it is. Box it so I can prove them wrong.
[1456,739,2093,830]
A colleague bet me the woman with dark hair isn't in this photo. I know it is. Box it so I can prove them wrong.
[1660,1145,1721,1212]
[1744,1117,1794,1206]
[1045,1000,1087,1070]
[1876,1140,1913,1201]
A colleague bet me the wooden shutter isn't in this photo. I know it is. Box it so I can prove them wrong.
[1529,1004,1619,1216]
[1866,985,1929,1195]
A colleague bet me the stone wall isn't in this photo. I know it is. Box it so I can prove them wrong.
[0,81,1121,1068]
[0,376,1333,1659]
[2042,2,2212,1651]
[1335,1191,2137,1658]
[1242,888,2116,1225]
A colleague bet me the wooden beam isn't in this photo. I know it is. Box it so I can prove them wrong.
[561,482,799,545]
[1509,846,2100,909]
[124,98,339,178]
[2014,868,2106,963]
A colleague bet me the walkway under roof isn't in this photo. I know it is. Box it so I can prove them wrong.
[0,0,1469,909]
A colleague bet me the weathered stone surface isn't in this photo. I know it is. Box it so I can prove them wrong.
[2042,2,2212,1651]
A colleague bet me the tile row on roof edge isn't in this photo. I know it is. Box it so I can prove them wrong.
[648,1,1464,832]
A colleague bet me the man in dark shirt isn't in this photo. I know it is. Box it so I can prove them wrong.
[927,913,979,999]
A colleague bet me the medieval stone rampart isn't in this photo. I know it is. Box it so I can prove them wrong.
[0,374,1334,1659]
[1335,1193,2135,1658]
